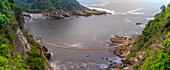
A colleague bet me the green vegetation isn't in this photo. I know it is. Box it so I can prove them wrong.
[15,0,81,13]
[27,45,45,70]
[128,4,170,70]
[0,0,47,70]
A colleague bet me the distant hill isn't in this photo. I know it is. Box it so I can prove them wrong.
[15,0,81,13]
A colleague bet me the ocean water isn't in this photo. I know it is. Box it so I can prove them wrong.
[26,0,169,70]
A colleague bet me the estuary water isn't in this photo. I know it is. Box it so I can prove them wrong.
[26,0,169,70]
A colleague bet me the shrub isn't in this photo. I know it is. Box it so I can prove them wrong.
[127,51,137,58]
[0,56,8,67]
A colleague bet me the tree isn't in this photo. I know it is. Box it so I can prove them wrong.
[160,5,166,13]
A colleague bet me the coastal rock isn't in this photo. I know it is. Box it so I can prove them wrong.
[14,28,31,57]
[85,54,90,57]
[136,23,143,25]
[74,11,89,16]
[41,6,108,19]
[42,45,48,52]
[107,35,137,70]
[44,52,51,60]
[24,13,31,18]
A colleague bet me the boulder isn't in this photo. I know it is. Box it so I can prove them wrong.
[42,45,48,52]
[44,52,51,60]
[136,23,143,25]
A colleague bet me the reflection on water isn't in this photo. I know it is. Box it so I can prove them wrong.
[27,0,169,70]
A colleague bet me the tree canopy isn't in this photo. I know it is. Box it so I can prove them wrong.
[15,0,81,13]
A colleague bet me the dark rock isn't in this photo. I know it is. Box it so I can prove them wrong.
[44,52,51,60]
[85,54,90,58]
[109,61,113,62]
[24,14,31,18]
[42,45,48,52]
[105,58,109,60]
[136,23,143,25]
[102,57,105,60]
[114,62,117,64]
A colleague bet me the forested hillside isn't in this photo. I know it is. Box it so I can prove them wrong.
[128,4,170,70]
[0,0,51,70]
[15,0,81,13]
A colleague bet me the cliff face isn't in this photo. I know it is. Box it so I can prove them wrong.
[0,0,52,70]
[14,28,31,57]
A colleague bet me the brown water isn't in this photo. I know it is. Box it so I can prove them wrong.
[26,0,169,70]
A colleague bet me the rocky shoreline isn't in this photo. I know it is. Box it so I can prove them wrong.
[42,6,108,19]
[23,6,108,20]
[100,35,138,70]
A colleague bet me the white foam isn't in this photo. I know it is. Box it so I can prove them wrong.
[51,61,81,70]
[101,2,109,6]
[88,7,126,15]
[88,7,145,15]
[51,52,54,56]
[127,8,144,15]
[137,24,146,27]
[64,43,84,48]
[146,17,155,20]
[124,18,132,23]
[90,2,109,6]
[99,64,108,69]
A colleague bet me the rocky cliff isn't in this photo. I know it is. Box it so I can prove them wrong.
[0,0,52,70]
[107,4,170,70]
[14,28,31,57]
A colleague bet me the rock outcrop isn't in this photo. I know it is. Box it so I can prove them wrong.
[42,6,108,19]
[136,23,143,25]
[100,35,137,70]
[14,28,31,56]
[41,45,51,60]
[109,35,139,70]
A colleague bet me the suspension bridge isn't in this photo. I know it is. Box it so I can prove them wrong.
[41,41,132,50]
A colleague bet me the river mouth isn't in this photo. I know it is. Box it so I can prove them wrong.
[26,0,168,70]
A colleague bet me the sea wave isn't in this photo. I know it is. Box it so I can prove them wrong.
[64,43,84,48]
[124,18,132,23]
[51,61,88,70]
[88,7,126,15]
[127,8,145,15]
[88,7,145,15]
[90,2,109,6]
[146,17,155,20]
[137,24,146,27]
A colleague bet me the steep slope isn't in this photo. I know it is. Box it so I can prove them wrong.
[0,0,52,70]
[127,4,170,70]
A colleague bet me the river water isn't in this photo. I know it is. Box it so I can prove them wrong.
[26,0,169,70]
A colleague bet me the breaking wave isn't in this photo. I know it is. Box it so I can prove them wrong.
[64,43,84,48]
[124,18,132,23]
[127,8,145,15]
[88,7,126,15]
[88,7,145,15]
[146,17,155,20]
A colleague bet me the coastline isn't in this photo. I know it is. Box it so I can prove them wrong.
[23,6,109,20]
[100,35,138,70]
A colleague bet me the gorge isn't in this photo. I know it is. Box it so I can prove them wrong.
[0,0,169,70]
